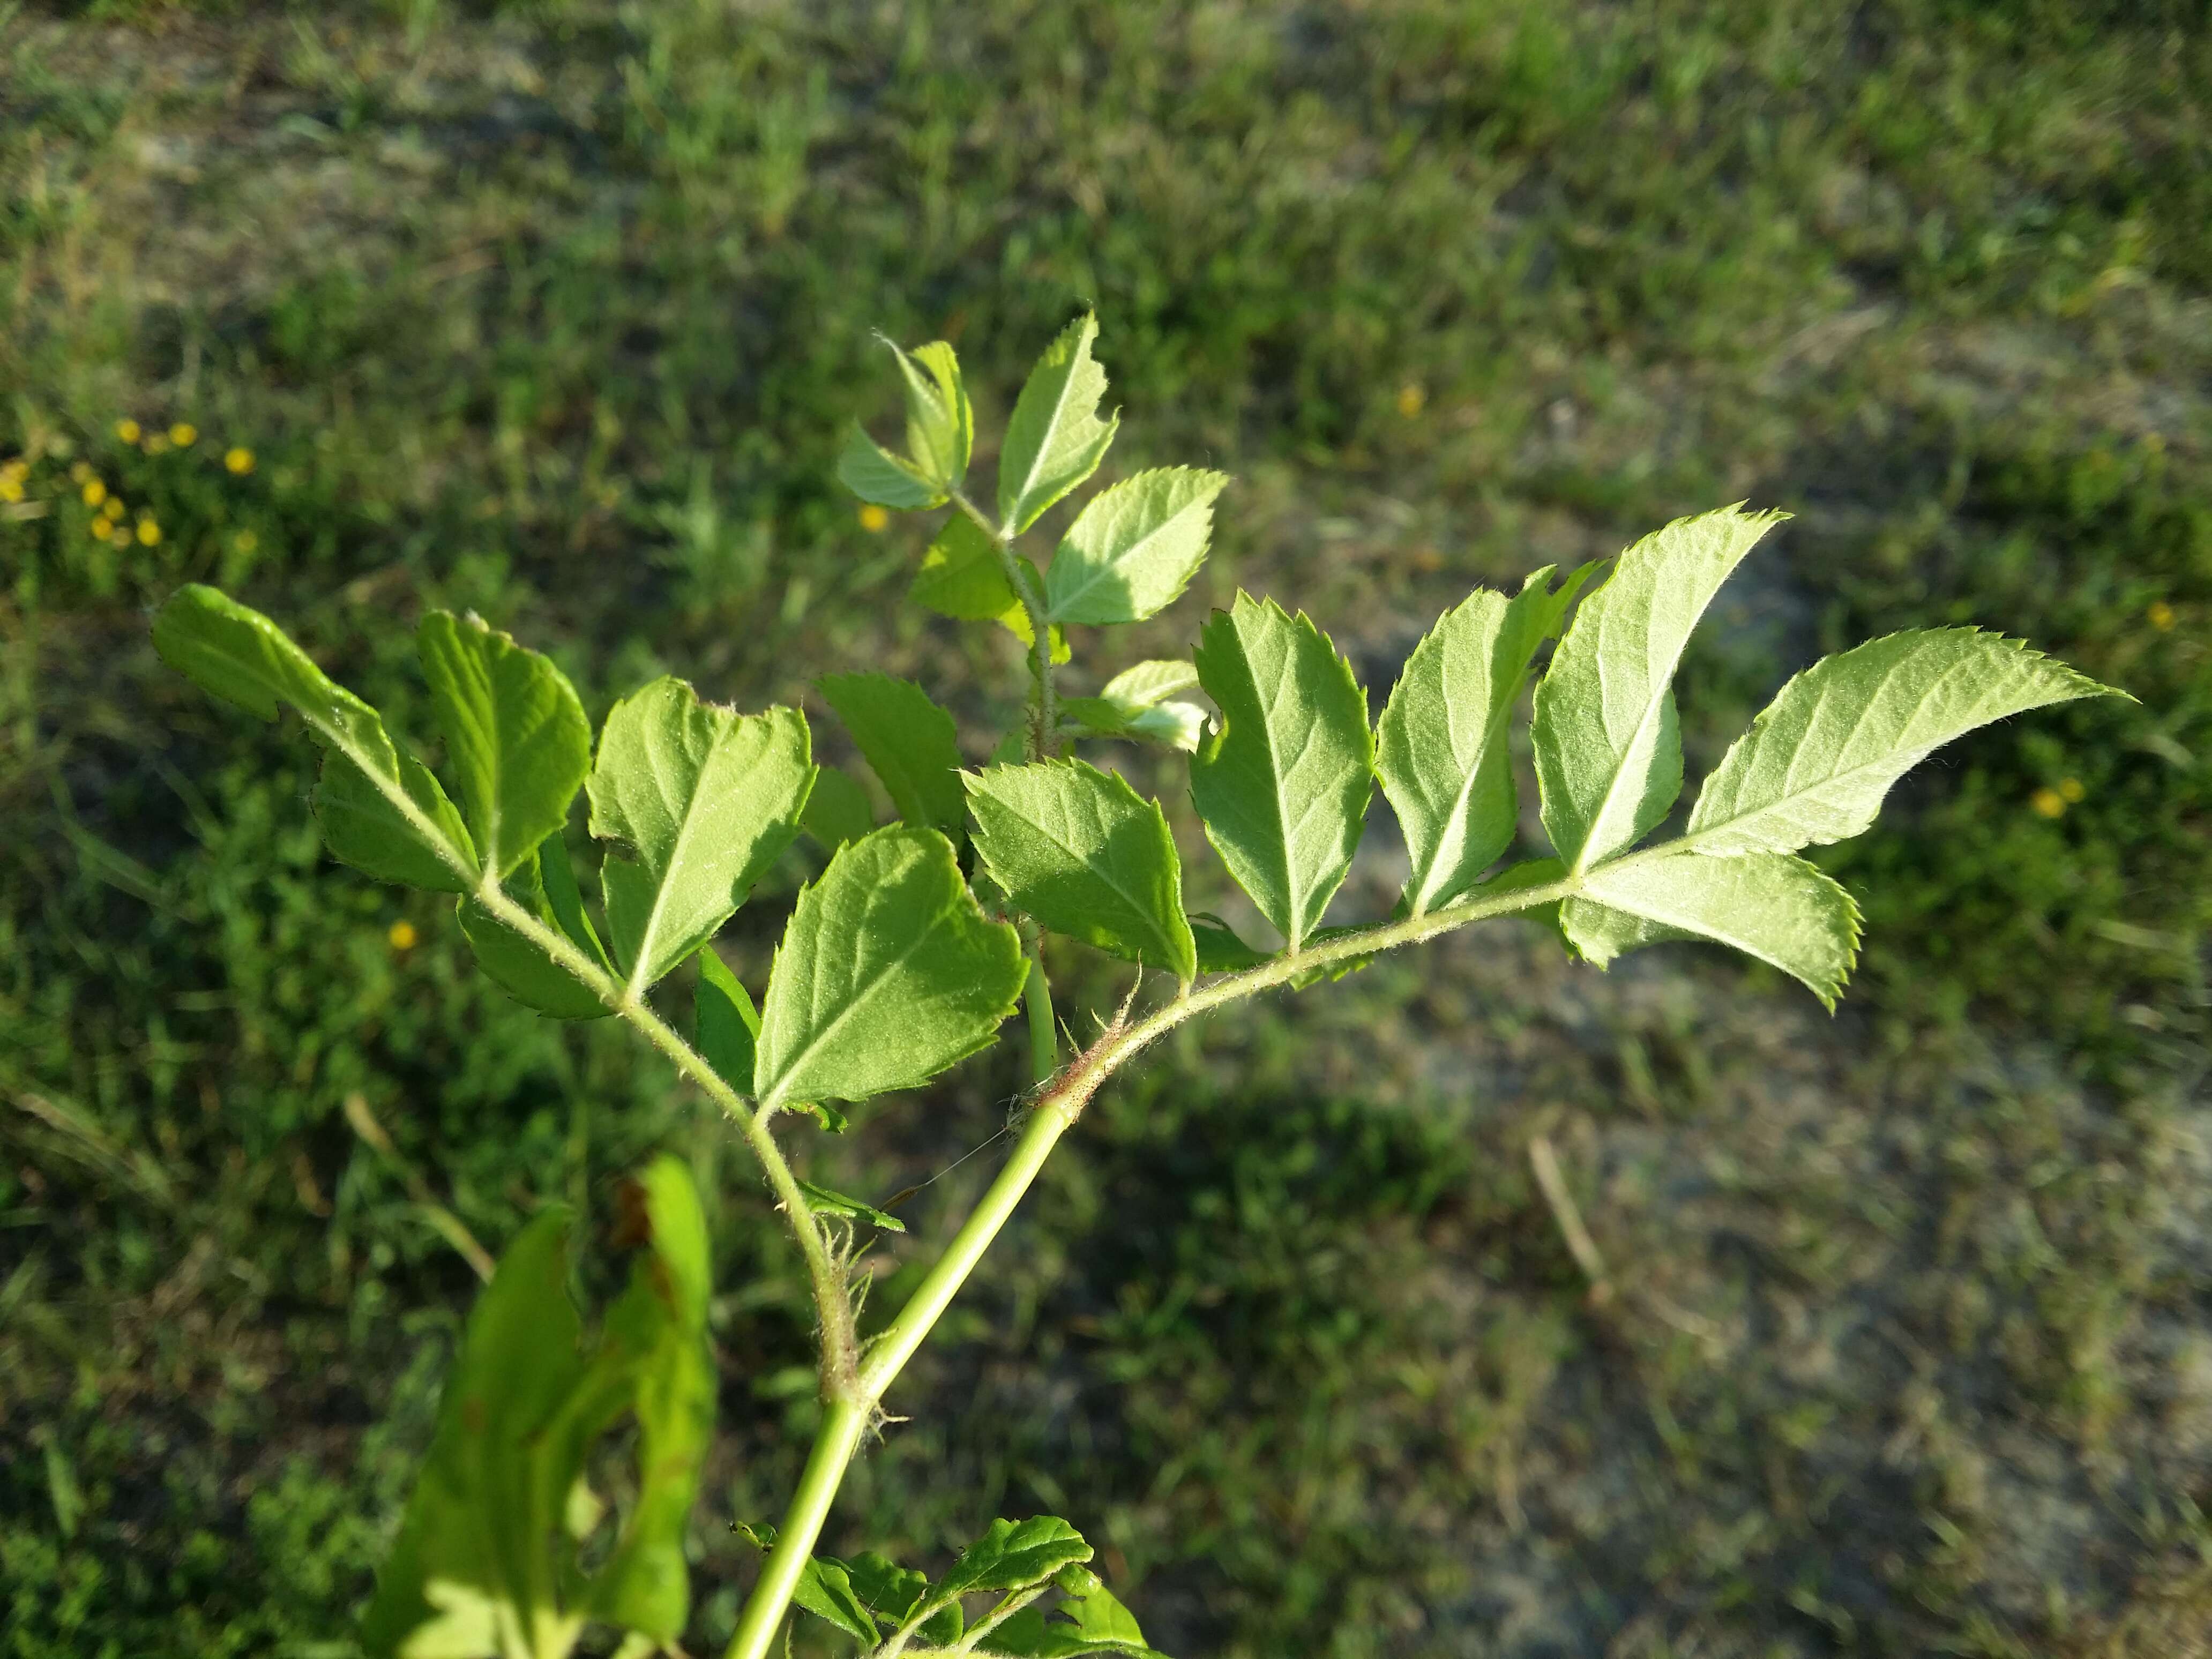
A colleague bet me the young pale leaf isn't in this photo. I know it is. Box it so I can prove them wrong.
[910,516,1071,661]
[417,611,591,879]
[1189,594,1373,952]
[838,423,945,509]
[1685,627,2124,856]
[997,312,1119,535]
[802,765,877,850]
[588,679,814,997]
[1102,660,1199,707]
[153,585,479,892]
[460,835,615,1020]
[1060,663,1208,751]
[752,826,1027,1111]
[818,672,967,834]
[693,945,760,1095]
[1533,506,1785,873]
[574,1156,715,1642]
[1561,850,1861,1010]
[935,1516,1095,1602]
[1378,561,1599,915]
[890,338,973,491]
[796,1180,908,1233]
[1188,911,1272,972]
[966,760,1198,982]
[1045,467,1228,624]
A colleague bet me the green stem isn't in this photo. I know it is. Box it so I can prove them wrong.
[722,1396,871,1659]
[951,488,1057,759]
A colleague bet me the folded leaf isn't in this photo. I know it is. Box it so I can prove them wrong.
[997,312,1119,535]
[1189,594,1373,952]
[796,1180,907,1233]
[910,517,1069,662]
[460,834,615,1020]
[801,765,877,850]
[588,679,814,997]
[153,584,477,892]
[753,826,1027,1111]
[936,1516,1095,1602]
[838,423,945,509]
[1107,659,1199,704]
[966,760,1198,982]
[1046,467,1227,624]
[891,337,973,492]
[417,611,592,879]
[1533,506,1785,872]
[1378,561,1598,915]
[693,944,760,1094]
[791,1556,879,1643]
[1188,911,1271,973]
[818,672,967,834]
[1561,850,1861,1010]
[1685,627,2124,856]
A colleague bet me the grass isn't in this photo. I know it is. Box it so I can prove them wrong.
[3,1,2209,1654]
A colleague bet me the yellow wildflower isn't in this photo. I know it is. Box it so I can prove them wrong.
[2147,600,2175,631]
[81,479,107,507]
[1,458,26,482]
[2030,788,2066,819]
[1395,384,1426,419]
[115,419,141,444]
[137,518,161,545]
[388,920,420,951]
[100,497,124,522]
[225,447,255,475]
[0,478,21,505]
[858,503,890,533]
[169,423,198,447]
[2058,777,2084,803]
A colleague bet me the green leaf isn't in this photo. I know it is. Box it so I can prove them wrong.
[911,514,1069,662]
[1189,594,1373,952]
[362,1209,588,1659]
[796,1180,907,1233]
[1188,911,1271,972]
[1101,660,1199,706]
[693,944,759,1095]
[1561,850,1861,1010]
[818,672,967,834]
[1531,505,1785,872]
[838,422,945,509]
[575,1157,715,1641]
[588,678,814,997]
[966,760,1198,981]
[977,1579,1168,1659]
[845,1553,963,1646]
[752,826,1027,1111]
[1378,562,1598,914]
[459,834,615,1020]
[889,338,973,492]
[997,313,1119,535]
[1685,627,2125,856]
[153,585,478,893]
[417,611,592,879]
[1045,467,1228,624]
[790,1556,879,1644]
[801,765,877,850]
[936,1516,1095,1603]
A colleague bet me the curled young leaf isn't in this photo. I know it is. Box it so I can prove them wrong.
[890,337,974,492]
[838,422,946,510]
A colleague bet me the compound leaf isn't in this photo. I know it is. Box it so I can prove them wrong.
[1189,594,1372,952]
[752,826,1026,1111]
[997,313,1119,535]
[1685,627,2125,856]
[1046,467,1227,624]
[1378,561,1598,915]
[838,423,945,510]
[460,834,615,1020]
[417,611,592,879]
[818,672,967,834]
[936,1517,1094,1603]
[1533,506,1785,872]
[1561,850,1860,1010]
[966,760,1198,981]
[153,584,477,892]
[588,679,813,998]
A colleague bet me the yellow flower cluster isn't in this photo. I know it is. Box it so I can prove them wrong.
[2031,777,2086,819]
[0,457,26,504]
[857,503,890,533]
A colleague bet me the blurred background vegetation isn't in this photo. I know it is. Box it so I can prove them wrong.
[3,1,2209,1654]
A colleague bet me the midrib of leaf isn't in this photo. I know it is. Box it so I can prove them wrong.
[1002,793,1177,963]
[307,706,477,887]
[1236,638,1302,949]
[624,726,715,1000]
[760,890,950,1112]
[1002,343,1089,536]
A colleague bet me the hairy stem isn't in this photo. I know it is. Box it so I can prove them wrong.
[951,488,1057,760]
